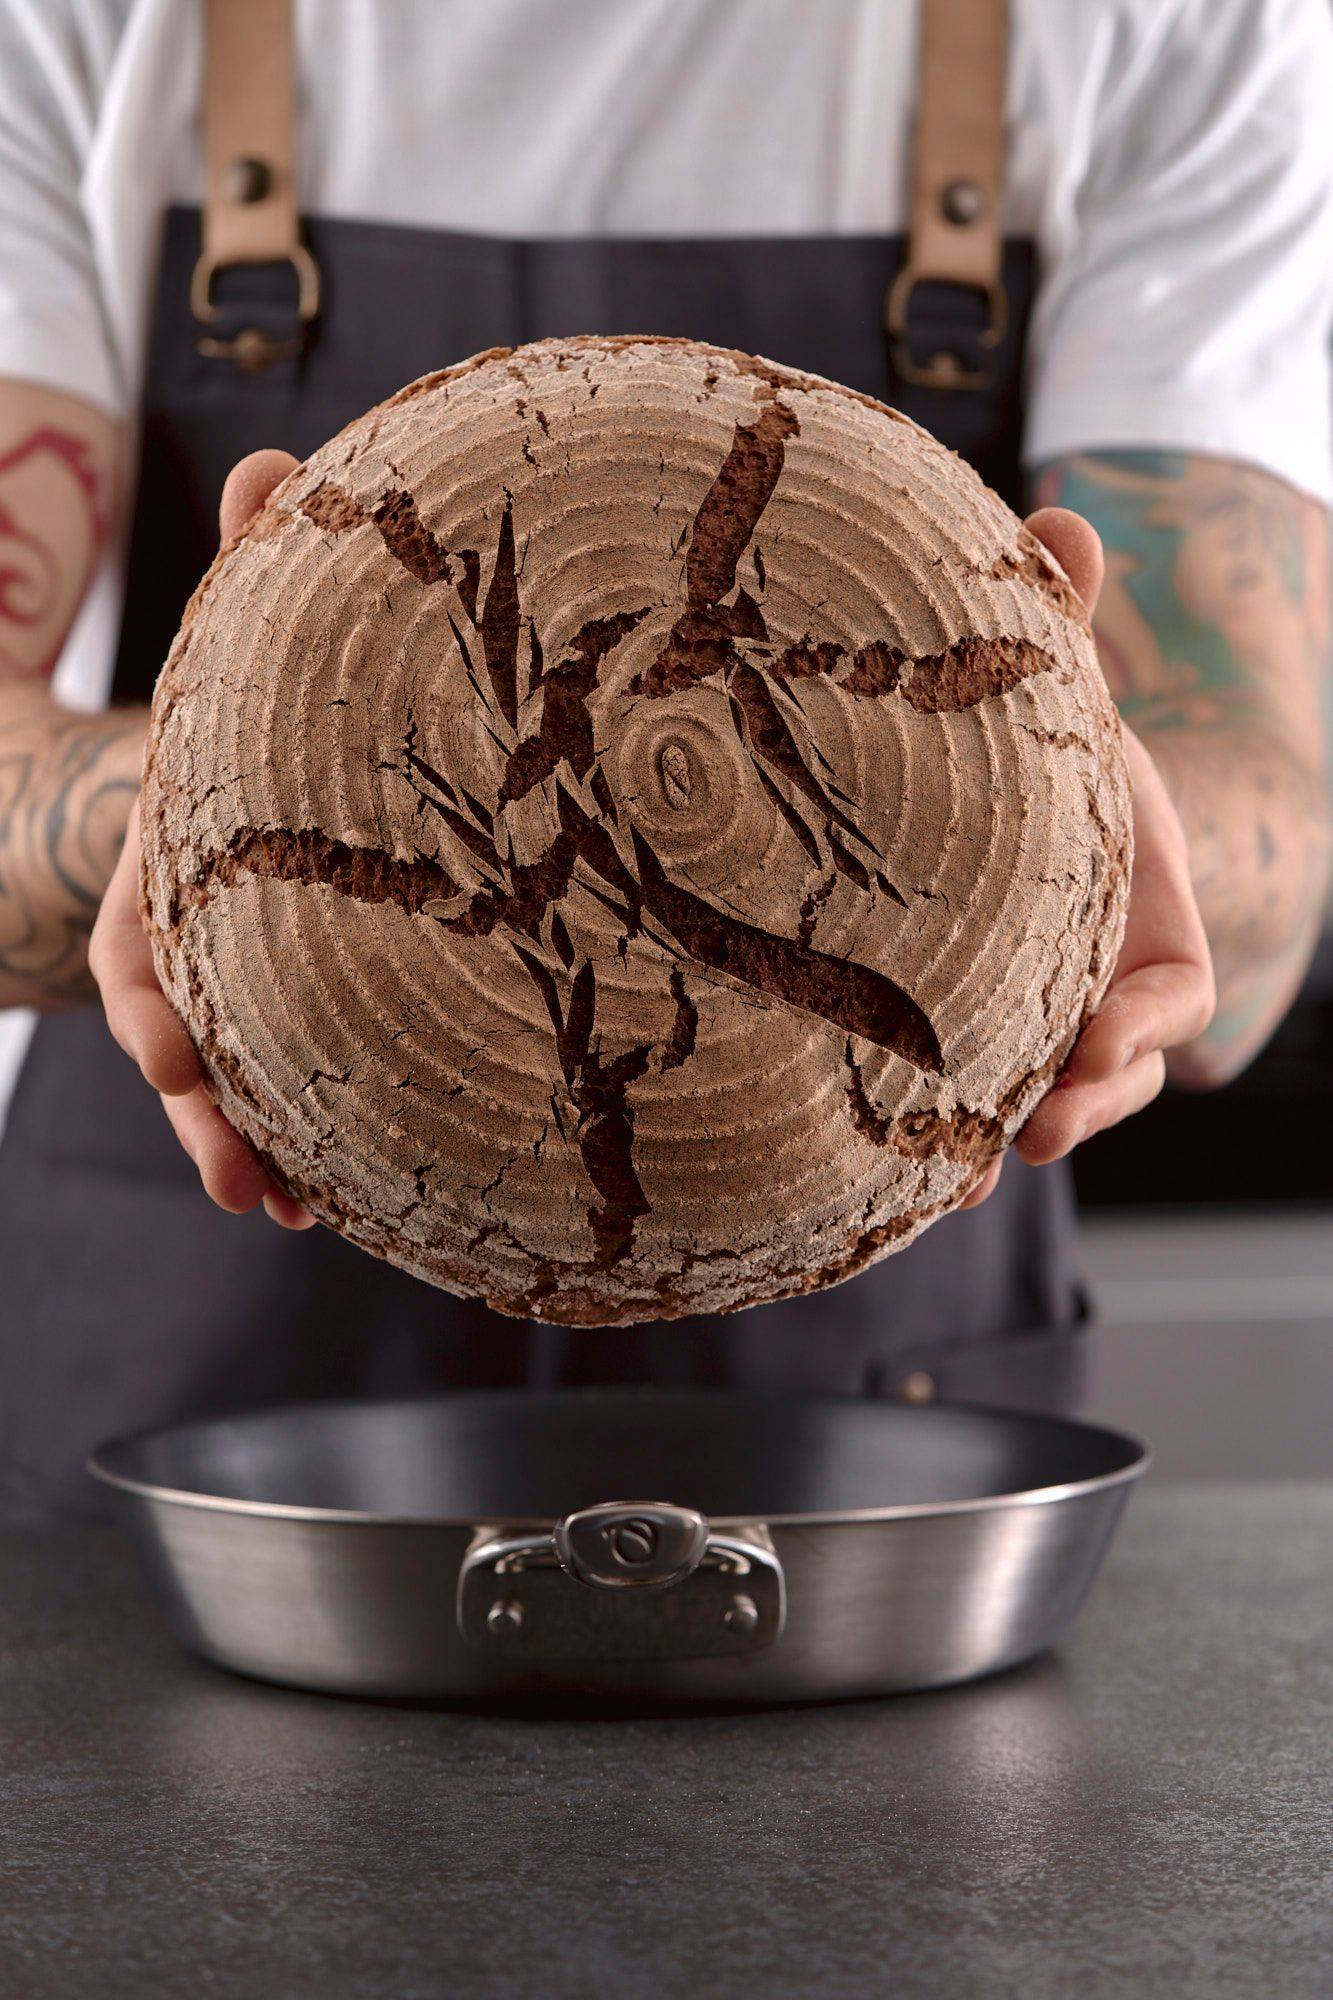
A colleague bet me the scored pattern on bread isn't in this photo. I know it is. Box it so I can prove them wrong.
[141,336,1131,1325]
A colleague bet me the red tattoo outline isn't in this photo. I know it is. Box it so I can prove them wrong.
[0,427,108,675]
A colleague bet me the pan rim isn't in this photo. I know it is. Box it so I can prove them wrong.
[85,1388,1151,1528]
[85,1445,1151,1528]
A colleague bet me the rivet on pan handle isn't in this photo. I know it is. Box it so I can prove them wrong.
[457,1501,786,1662]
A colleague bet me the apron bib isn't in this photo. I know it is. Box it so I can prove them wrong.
[0,6,1089,1526]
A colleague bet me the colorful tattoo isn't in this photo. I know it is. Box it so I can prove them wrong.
[1034,450,1331,1076]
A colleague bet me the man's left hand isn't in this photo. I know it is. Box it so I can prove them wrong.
[961,507,1216,1210]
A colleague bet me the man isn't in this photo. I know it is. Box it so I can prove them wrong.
[0,0,1326,1525]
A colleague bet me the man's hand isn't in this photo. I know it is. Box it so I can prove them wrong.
[90,449,314,1230]
[961,508,1215,1210]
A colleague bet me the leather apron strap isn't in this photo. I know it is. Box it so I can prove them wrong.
[887,0,1008,390]
[191,0,320,371]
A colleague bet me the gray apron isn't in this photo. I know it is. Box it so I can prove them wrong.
[0,83,1088,1529]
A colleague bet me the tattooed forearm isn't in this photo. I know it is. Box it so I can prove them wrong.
[0,381,131,1006]
[0,683,145,1005]
[1034,451,1332,1084]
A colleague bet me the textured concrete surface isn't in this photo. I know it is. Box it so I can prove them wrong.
[1,1483,1328,2000]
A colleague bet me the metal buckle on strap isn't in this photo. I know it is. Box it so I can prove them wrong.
[190,243,322,372]
[884,265,1007,391]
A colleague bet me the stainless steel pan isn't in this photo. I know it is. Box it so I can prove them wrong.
[88,1388,1147,1703]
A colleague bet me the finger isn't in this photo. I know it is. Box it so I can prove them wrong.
[161,1085,271,1212]
[1015,1049,1166,1166]
[1023,506,1104,615]
[219,450,301,542]
[1062,728,1214,1086]
[90,806,204,1097]
[959,1155,1004,1210]
[263,1189,318,1231]
[1060,959,1216,1086]
[1116,728,1214,977]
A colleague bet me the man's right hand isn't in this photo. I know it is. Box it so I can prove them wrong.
[89,449,315,1230]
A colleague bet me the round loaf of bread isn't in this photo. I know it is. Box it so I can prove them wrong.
[141,336,1131,1325]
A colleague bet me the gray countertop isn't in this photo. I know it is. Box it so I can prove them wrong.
[1,1483,1328,2000]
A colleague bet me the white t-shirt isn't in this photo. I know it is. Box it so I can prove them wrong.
[1,0,1332,1118]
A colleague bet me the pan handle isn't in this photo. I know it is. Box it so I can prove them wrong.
[456,1500,786,1662]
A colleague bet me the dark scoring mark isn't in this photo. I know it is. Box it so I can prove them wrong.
[772,631,1063,713]
[988,530,1090,628]
[300,481,491,617]
[844,1043,1059,1169]
[797,871,837,948]
[631,593,768,700]
[444,829,580,941]
[658,965,698,1071]
[835,641,902,697]
[405,749,457,802]
[176,826,458,923]
[754,762,823,867]
[511,949,653,1268]
[550,910,574,967]
[498,607,649,806]
[455,549,481,624]
[397,751,505,874]
[728,661,864,847]
[772,638,844,680]
[898,635,1056,712]
[1018,723,1089,752]
[844,1040,895,1144]
[414,786,505,873]
[458,785,494,831]
[301,481,367,535]
[590,766,619,824]
[630,830,942,1073]
[639,620,1059,718]
[829,834,871,890]
[480,501,520,726]
[552,786,645,921]
[371,488,452,585]
[685,400,799,609]
[627,396,793,702]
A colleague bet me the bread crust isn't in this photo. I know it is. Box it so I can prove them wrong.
[141,336,1131,1324]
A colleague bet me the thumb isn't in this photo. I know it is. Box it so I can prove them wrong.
[219,449,301,543]
[1023,505,1104,616]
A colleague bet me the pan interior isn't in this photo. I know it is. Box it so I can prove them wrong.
[92,1389,1145,1520]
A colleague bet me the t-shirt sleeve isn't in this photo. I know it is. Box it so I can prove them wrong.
[0,1,124,417]
[1024,0,1333,502]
